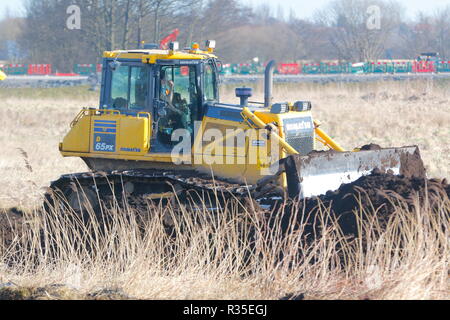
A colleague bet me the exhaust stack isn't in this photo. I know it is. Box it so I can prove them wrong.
[264,60,276,108]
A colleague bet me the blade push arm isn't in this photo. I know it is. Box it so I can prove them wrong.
[313,120,345,152]
[241,107,299,155]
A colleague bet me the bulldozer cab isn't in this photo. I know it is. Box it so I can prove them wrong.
[100,55,219,150]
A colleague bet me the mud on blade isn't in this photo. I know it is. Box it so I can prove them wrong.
[284,146,426,199]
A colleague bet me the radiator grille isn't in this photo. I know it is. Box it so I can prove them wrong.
[285,135,314,155]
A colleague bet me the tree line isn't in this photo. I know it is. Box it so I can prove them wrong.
[0,0,449,72]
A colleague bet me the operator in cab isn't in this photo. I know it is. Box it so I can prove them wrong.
[158,70,191,144]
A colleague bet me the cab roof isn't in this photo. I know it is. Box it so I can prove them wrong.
[103,48,217,64]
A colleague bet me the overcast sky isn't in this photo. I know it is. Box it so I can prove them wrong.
[1,0,449,20]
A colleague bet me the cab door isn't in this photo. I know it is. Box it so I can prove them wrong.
[152,63,201,152]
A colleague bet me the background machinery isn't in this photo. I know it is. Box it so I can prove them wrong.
[49,41,426,211]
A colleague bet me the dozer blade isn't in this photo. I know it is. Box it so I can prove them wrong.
[284,146,426,199]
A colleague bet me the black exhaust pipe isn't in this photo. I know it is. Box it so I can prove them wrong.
[264,60,276,108]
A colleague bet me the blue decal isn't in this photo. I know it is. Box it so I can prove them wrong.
[94,119,117,134]
[94,128,117,133]
[94,120,116,123]
[205,104,245,122]
[94,133,116,152]
[94,123,116,128]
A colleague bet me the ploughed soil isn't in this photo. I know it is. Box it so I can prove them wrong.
[0,207,25,250]
[0,284,131,300]
[282,170,449,239]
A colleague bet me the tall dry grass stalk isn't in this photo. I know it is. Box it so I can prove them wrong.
[0,191,448,300]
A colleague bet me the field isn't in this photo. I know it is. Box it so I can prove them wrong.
[0,80,449,300]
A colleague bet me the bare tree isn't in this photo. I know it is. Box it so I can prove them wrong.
[317,0,402,61]
[396,8,450,60]
[433,6,450,59]
[11,0,447,68]
[0,16,23,61]
[122,0,132,48]
[134,0,154,47]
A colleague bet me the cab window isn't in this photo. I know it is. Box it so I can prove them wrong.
[110,65,148,110]
[204,63,216,102]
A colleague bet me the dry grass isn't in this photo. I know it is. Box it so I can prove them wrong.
[0,88,90,208]
[0,193,448,300]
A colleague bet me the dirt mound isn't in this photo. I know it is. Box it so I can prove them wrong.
[0,283,131,300]
[292,171,449,237]
[0,207,25,248]
[359,143,382,151]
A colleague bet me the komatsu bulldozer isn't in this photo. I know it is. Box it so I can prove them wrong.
[50,41,425,211]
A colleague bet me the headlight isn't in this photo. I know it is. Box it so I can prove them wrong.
[293,101,312,111]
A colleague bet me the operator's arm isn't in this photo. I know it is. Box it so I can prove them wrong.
[166,80,174,102]
[162,81,184,115]
[165,101,182,115]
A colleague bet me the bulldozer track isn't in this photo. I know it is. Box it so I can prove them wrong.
[45,169,258,212]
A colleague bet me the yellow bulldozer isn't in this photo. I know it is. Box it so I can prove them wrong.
[49,41,425,211]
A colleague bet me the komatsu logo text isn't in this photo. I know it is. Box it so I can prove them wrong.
[283,117,314,135]
[285,121,312,131]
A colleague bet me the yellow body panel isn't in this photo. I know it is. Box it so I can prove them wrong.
[193,113,305,184]
[61,150,190,164]
[242,128,278,184]
[89,113,150,156]
[0,70,6,81]
[61,109,151,157]
[61,111,91,153]
[117,116,151,156]
[193,116,249,182]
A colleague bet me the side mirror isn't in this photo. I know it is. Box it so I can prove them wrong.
[109,60,122,71]
[216,60,223,72]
